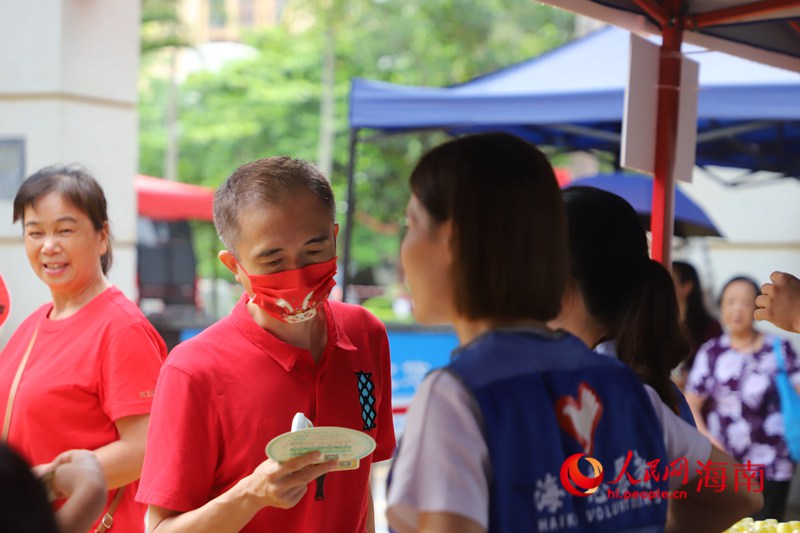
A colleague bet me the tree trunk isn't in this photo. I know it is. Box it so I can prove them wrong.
[164,47,179,181]
[317,14,335,178]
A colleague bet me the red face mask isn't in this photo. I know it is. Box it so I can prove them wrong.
[237,257,338,323]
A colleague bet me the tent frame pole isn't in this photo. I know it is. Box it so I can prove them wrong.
[341,128,360,303]
[644,0,800,266]
[633,0,669,27]
[686,0,800,28]
[650,0,683,267]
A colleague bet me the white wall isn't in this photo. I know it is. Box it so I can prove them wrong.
[675,169,800,350]
[0,0,140,347]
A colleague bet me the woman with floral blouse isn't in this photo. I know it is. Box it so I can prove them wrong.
[686,275,800,521]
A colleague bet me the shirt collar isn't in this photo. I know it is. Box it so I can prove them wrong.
[595,339,618,359]
[325,300,358,353]
[230,293,356,371]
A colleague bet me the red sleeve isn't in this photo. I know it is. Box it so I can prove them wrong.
[136,363,220,512]
[99,322,166,421]
[373,326,397,462]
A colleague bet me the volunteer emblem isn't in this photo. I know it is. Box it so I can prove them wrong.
[556,382,603,455]
[356,371,377,430]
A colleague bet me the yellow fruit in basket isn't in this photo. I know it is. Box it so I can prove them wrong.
[727,518,753,532]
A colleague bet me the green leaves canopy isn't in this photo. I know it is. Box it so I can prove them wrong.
[139,0,574,280]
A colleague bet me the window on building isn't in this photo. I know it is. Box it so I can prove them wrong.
[209,0,227,28]
[0,139,25,200]
[240,0,254,27]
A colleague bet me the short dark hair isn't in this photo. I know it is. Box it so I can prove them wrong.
[562,186,690,412]
[213,157,335,252]
[13,164,113,274]
[719,275,761,306]
[0,444,59,533]
[409,132,567,322]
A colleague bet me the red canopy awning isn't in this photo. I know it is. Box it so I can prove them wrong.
[135,174,214,222]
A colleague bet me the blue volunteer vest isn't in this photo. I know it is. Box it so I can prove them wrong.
[447,329,669,533]
[596,340,697,428]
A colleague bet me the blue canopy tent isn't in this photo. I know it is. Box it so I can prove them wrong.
[566,173,722,237]
[341,26,800,297]
[535,0,799,271]
[349,26,800,174]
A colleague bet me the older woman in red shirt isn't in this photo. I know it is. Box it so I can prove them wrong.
[0,164,165,532]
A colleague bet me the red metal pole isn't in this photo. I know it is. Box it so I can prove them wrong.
[633,0,671,27]
[650,10,683,266]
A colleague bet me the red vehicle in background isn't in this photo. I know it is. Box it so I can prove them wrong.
[135,175,215,349]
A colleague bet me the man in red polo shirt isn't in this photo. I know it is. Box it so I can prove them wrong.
[137,157,396,532]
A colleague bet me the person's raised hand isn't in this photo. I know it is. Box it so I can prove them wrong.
[33,449,109,533]
[755,271,800,333]
[243,451,335,510]
[49,450,106,501]
[31,461,54,479]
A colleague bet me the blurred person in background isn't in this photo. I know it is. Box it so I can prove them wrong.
[385,133,760,533]
[686,276,800,521]
[0,165,167,532]
[0,443,59,533]
[1,444,108,533]
[756,271,800,334]
[671,261,723,391]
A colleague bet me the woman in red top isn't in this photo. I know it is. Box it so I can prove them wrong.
[0,164,166,532]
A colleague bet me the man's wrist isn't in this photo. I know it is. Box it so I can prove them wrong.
[230,473,268,513]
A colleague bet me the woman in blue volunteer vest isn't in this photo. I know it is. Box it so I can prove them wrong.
[387,133,675,533]
[555,186,696,426]
[544,186,764,531]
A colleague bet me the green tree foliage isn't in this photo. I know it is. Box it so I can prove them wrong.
[140,0,189,149]
[141,0,188,54]
[138,0,574,281]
